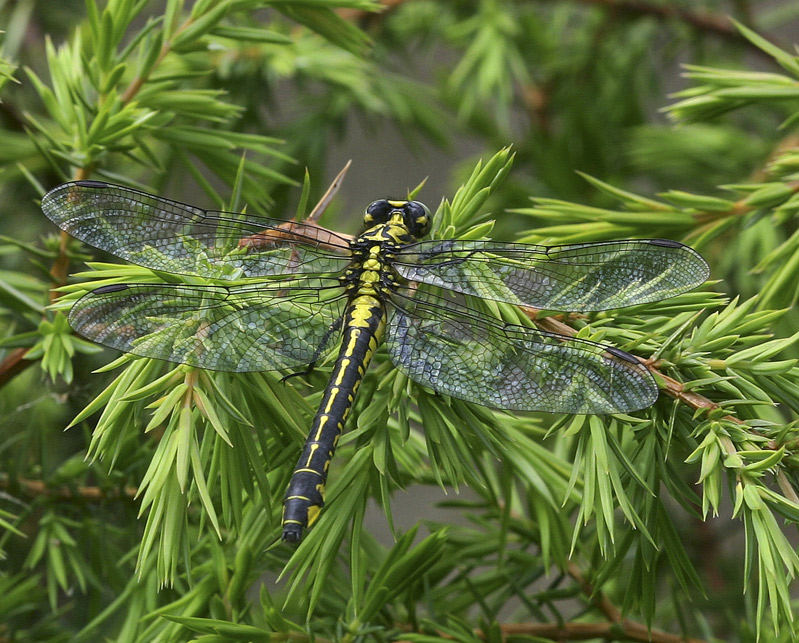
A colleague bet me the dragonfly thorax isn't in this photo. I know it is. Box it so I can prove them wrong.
[343,234,402,297]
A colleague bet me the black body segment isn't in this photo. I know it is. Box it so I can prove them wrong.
[282,294,386,542]
[281,207,412,541]
[41,181,711,543]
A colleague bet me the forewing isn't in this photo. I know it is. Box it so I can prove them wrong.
[42,181,352,279]
[385,290,657,413]
[392,239,709,311]
[69,279,346,372]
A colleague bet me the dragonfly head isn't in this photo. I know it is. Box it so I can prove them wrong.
[364,199,431,238]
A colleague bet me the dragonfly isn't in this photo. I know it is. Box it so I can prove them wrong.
[42,180,709,542]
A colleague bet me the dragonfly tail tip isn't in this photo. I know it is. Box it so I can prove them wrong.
[282,525,304,543]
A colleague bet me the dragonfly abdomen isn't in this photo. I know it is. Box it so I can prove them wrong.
[281,293,387,542]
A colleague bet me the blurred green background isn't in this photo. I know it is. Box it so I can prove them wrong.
[2,1,799,641]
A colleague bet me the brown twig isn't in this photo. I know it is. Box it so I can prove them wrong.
[565,560,621,622]
[394,553,703,642]
[49,167,90,292]
[520,82,552,134]
[0,348,35,388]
[752,134,799,182]
[343,0,778,59]
[398,619,705,643]
[532,313,753,429]
[14,17,199,393]
[119,16,195,105]
[337,0,408,22]
[491,621,704,642]
[561,564,705,641]
[0,475,138,501]
[547,0,780,57]
[47,16,203,292]
[0,100,28,133]
[306,159,352,224]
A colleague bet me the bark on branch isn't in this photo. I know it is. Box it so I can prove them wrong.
[0,475,138,501]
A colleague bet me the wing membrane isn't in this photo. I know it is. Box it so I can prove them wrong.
[69,279,346,372]
[385,290,657,413]
[42,181,352,279]
[392,239,709,311]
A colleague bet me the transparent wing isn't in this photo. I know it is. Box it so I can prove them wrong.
[392,239,709,311]
[69,278,347,372]
[42,181,352,279]
[385,290,657,413]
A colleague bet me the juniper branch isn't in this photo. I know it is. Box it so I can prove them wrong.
[0,164,89,393]
[565,561,621,622]
[118,14,194,105]
[0,348,35,388]
[0,475,138,501]
[488,621,705,643]
[542,0,782,55]
[344,0,781,58]
[50,167,90,288]
[562,564,706,643]
[338,0,407,21]
[532,311,760,433]
[396,620,706,643]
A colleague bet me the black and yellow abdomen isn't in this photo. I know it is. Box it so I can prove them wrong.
[281,204,423,542]
[281,292,386,542]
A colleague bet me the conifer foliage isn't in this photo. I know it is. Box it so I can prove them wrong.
[1,1,799,640]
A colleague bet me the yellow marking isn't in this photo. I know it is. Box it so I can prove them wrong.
[307,505,321,526]
[387,200,407,207]
[294,468,323,475]
[324,391,338,413]
[348,301,376,328]
[313,416,328,441]
[317,483,326,500]
[334,359,350,385]
[286,495,310,501]
[346,331,359,351]
[305,443,319,467]
[283,519,303,525]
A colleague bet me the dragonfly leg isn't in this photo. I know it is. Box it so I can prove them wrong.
[280,367,314,383]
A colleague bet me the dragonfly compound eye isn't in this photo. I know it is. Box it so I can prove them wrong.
[364,199,392,224]
[404,201,431,237]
